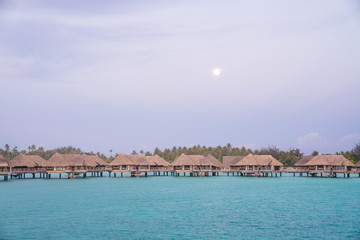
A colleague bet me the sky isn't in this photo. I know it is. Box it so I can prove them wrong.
[0,0,360,155]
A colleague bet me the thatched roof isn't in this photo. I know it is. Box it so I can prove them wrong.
[109,154,163,166]
[81,154,108,166]
[9,154,47,168]
[295,156,314,167]
[127,155,151,166]
[304,155,355,167]
[47,153,93,167]
[171,153,194,166]
[0,154,9,167]
[145,155,169,166]
[47,153,71,167]
[109,153,134,166]
[65,155,88,167]
[234,154,283,166]
[171,153,222,167]
[356,161,360,167]
[223,156,245,167]
[205,154,223,168]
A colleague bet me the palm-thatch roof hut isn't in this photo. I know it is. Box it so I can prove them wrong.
[356,160,360,168]
[127,155,150,167]
[47,153,90,173]
[9,154,47,171]
[205,154,223,169]
[109,154,156,172]
[109,154,170,176]
[223,156,245,170]
[47,152,72,168]
[170,153,222,172]
[0,154,10,173]
[0,154,8,167]
[304,154,355,172]
[109,154,136,171]
[145,155,169,171]
[295,156,314,169]
[230,154,283,172]
[81,154,108,166]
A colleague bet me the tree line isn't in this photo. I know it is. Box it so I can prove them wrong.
[1,143,359,167]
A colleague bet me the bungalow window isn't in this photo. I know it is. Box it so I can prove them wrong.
[121,165,127,170]
[248,166,253,170]
[184,165,190,170]
[317,165,324,170]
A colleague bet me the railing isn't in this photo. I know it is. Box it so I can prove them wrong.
[11,168,46,173]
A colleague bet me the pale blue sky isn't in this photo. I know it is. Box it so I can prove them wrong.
[0,0,360,155]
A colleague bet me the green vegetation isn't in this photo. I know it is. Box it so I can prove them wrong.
[336,143,360,164]
[1,143,359,166]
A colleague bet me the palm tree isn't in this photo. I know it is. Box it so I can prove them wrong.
[5,144,10,159]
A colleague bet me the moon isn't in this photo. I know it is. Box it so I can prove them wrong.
[212,68,221,77]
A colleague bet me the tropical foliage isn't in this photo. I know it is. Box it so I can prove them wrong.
[1,142,359,166]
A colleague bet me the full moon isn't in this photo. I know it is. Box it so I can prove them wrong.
[212,68,221,77]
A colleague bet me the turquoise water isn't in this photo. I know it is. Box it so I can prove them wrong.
[1,175,360,239]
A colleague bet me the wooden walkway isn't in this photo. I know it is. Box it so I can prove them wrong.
[1,169,360,180]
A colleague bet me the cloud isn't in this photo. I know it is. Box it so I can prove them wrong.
[296,132,330,154]
[297,132,360,155]
[338,133,360,150]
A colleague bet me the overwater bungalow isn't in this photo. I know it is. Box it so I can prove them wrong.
[356,161,360,171]
[81,154,109,175]
[0,155,11,180]
[302,154,355,177]
[294,156,314,172]
[109,154,166,176]
[228,154,283,176]
[170,153,223,176]
[9,154,47,178]
[223,156,245,171]
[46,153,106,177]
[47,153,81,174]
[109,153,135,172]
[145,155,170,172]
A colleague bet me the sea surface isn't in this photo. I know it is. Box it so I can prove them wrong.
[1,174,360,239]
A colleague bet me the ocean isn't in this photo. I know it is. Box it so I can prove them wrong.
[1,174,360,239]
